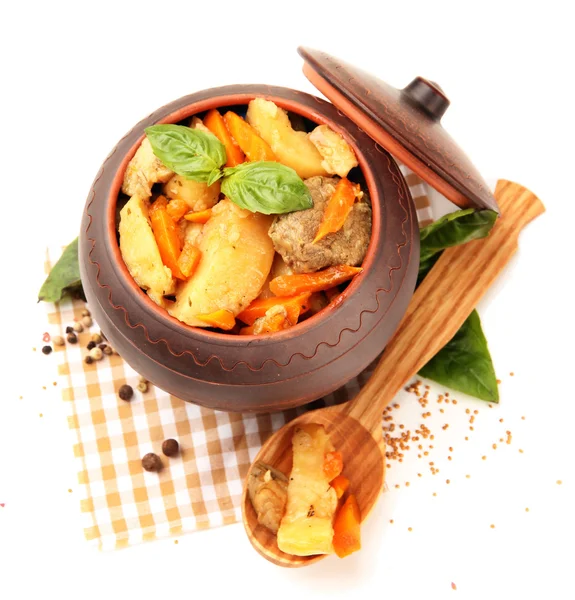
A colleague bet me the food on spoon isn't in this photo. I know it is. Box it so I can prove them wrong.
[163,174,221,212]
[168,199,274,326]
[248,423,361,558]
[247,463,288,534]
[119,195,175,306]
[247,98,328,179]
[308,124,359,178]
[223,111,277,162]
[122,137,173,199]
[277,424,338,556]
[332,494,361,558]
[269,176,371,273]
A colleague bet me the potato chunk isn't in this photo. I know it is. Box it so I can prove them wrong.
[169,200,274,327]
[309,125,359,178]
[246,98,327,179]
[119,195,175,305]
[277,424,338,556]
[122,137,173,199]
[248,464,288,534]
[163,174,220,212]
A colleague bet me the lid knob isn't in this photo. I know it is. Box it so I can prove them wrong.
[402,77,450,121]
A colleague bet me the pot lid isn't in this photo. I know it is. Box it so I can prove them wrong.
[298,47,499,213]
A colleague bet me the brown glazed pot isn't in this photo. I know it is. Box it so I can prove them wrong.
[79,84,419,413]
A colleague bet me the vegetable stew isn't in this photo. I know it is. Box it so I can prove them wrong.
[117,98,371,335]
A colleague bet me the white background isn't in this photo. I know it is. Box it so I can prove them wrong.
[1,1,574,598]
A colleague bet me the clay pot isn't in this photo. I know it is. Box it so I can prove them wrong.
[79,84,419,412]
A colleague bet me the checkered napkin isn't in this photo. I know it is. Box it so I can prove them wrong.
[44,166,433,550]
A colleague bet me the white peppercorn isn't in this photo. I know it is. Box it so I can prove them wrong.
[81,316,93,328]
[137,381,149,393]
[91,333,102,344]
[73,322,84,333]
[81,308,91,317]
[89,347,103,361]
[53,336,65,347]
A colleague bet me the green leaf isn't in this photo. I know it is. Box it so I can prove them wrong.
[221,162,313,214]
[38,238,83,303]
[418,310,499,402]
[145,124,226,184]
[419,208,498,264]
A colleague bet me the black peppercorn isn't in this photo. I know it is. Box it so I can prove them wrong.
[84,356,93,365]
[118,384,133,401]
[99,344,107,350]
[67,333,78,344]
[142,453,163,472]
[65,326,74,334]
[42,345,52,355]
[86,341,96,350]
[162,439,179,457]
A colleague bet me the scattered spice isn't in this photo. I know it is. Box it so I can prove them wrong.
[174,540,179,545]
[525,508,529,512]
[137,381,149,393]
[87,341,96,350]
[466,474,470,478]
[452,583,457,591]
[162,439,179,457]
[91,333,103,344]
[142,453,163,472]
[510,372,514,376]
[490,524,495,529]
[492,444,497,450]
[73,322,84,333]
[442,424,449,430]
[556,480,563,485]
[408,527,412,532]
[81,308,91,317]
[103,345,113,355]
[67,333,77,344]
[118,384,134,401]
[389,519,394,524]
[446,479,450,484]
[482,456,487,460]
[53,336,65,347]
[65,326,74,334]
[81,315,93,328]
[84,356,93,365]
[41,345,52,355]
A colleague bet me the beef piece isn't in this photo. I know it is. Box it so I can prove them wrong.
[268,176,371,273]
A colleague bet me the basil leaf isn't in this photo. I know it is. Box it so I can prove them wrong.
[38,238,83,303]
[145,124,226,184]
[222,162,313,214]
[419,310,499,402]
[420,208,498,264]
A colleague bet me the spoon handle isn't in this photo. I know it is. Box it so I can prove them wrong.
[343,180,545,433]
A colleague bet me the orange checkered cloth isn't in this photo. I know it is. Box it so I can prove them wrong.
[44,167,433,550]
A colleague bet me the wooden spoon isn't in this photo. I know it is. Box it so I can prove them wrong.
[242,180,545,567]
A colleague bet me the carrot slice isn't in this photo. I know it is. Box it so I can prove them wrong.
[195,309,236,330]
[223,111,277,162]
[313,177,362,243]
[236,292,311,326]
[332,495,361,558]
[166,197,190,222]
[183,208,213,224]
[330,475,350,500]
[177,242,201,279]
[323,451,343,482]
[149,196,185,280]
[239,325,254,335]
[204,108,246,167]
[269,265,362,297]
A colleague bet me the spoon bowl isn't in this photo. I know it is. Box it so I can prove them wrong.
[242,180,545,567]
